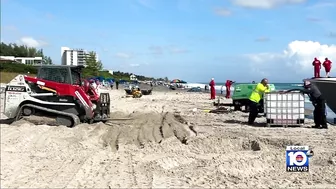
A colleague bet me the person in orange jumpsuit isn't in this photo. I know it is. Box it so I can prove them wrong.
[209,78,216,99]
[225,80,235,99]
[322,58,332,77]
[312,57,321,78]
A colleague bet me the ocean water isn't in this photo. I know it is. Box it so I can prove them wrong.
[183,82,335,123]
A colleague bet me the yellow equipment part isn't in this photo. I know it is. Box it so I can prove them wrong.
[39,85,57,93]
[132,90,142,98]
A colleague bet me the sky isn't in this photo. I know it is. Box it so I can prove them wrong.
[1,0,336,83]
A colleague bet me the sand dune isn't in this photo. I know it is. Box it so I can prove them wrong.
[1,89,335,188]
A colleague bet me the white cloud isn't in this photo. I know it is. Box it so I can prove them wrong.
[130,63,140,67]
[255,36,270,42]
[306,1,336,9]
[149,46,163,54]
[3,25,17,32]
[17,37,47,48]
[169,47,189,54]
[147,45,189,54]
[246,40,336,80]
[214,7,231,16]
[231,0,306,9]
[137,0,154,9]
[115,52,133,59]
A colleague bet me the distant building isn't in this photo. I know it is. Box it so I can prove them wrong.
[108,70,113,75]
[130,74,137,81]
[61,47,99,66]
[0,56,43,65]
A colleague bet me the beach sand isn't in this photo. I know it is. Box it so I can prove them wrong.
[1,88,335,188]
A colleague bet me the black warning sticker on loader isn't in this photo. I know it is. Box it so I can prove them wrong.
[5,86,26,92]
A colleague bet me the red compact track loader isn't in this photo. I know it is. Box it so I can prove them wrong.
[2,65,110,127]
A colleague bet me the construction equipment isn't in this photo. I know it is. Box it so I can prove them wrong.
[214,83,276,112]
[231,83,276,111]
[132,88,142,98]
[3,65,110,127]
[125,88,152,95]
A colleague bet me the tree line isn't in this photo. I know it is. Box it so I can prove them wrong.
[0,42,53,64]
[112,71,154,81]
[0,61,166,82]
[83,51,166,81]
[0,42,168,81]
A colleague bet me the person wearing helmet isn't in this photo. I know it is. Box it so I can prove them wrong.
[282,80,327,129]
[312,57,322,78]
[322,58,332,77]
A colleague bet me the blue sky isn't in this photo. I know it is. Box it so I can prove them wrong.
[1,0,336,82]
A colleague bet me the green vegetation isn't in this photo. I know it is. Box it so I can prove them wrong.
[0,61,157,82]
[109,71,153,81]
[82,51,164,81]
[96,70,155,81]
[0,72,36,83]
[83,51,103,77]
[0,62,38,74]
[0,42,53,64]
[0,42,168,82]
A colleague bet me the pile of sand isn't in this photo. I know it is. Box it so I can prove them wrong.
[1,89,335,188]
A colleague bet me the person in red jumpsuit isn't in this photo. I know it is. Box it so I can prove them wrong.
[209,78,216,99]
[312,57,321,78]
[225,80,235,99]
[322,58,332,77]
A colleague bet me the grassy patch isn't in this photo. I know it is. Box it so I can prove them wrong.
[0,72,36,83]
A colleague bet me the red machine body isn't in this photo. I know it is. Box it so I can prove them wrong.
[5,65,111,127]
[24,75,95,119]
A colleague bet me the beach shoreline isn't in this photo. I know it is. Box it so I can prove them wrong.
[1,88,335,188]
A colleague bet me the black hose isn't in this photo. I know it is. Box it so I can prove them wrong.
[0,118,15,124]
[327,120,336,125]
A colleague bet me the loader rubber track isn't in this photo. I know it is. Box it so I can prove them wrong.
[15,104,80,127]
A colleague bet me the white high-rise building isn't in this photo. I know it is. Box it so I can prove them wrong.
[61,47,99,66]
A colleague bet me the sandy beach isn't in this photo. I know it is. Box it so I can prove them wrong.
[1,88,336,188]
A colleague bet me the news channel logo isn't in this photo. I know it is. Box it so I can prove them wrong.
[286,146,314,172]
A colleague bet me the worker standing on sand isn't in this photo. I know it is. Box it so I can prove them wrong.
[225,80,235,99]
[116,80,119,90]
[282,80,328,129]
[323,58,332,77]
[312,57,322,78]
[209,78,216,99]
[248,78,270,125]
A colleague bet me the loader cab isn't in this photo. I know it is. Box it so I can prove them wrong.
[37,65,84,86]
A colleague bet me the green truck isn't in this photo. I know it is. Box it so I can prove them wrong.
[231,83,276,112]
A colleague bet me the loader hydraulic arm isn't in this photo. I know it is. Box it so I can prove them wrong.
[24,75,94,118]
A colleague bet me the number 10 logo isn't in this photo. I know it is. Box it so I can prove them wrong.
[286,146,312,172]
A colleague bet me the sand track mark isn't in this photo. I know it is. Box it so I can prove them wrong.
[101,125,121,152]
[101,112,195,150]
